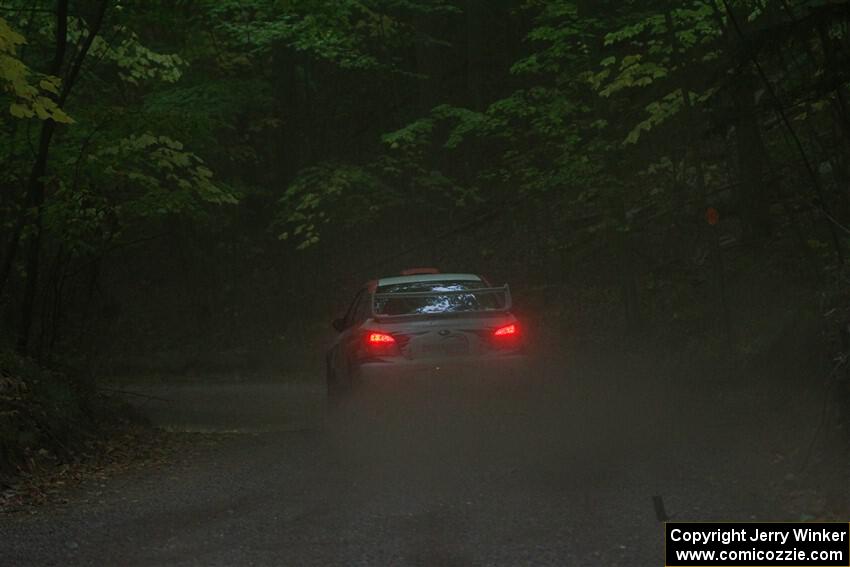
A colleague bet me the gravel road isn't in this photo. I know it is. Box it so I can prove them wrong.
[0,359,841,566]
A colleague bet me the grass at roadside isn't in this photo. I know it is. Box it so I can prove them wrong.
[0,350,182,511]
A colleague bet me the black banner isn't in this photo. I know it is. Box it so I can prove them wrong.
[665,522,850,566]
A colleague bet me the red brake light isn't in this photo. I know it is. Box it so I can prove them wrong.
[493,324,517,337]
[364,331,398,357]
[368,332,396,344]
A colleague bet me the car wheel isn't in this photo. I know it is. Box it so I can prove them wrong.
[326,359,343,405]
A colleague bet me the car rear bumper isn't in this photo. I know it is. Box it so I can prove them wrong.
[354,353,528,391]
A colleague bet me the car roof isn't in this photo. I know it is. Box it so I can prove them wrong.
[376,273,482,287]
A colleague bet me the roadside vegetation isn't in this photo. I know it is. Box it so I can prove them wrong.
[0,0,848,493]
[0,349,158,499]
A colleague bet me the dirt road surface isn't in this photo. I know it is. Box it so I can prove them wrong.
[0,357,842,566]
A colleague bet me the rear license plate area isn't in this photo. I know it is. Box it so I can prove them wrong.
[422,336,469,357]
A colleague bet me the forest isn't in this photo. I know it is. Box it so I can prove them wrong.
[1,0,849,558]
[0,0,848,361]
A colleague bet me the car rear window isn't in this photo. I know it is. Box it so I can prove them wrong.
[373,280,506,316]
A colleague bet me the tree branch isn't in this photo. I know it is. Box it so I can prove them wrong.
[59,0,110,105]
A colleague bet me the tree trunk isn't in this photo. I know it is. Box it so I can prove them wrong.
[732,74,772,239]
[16,0,109,353]
[609,190,640,334]
[414,12,441,113]
[13,0,70,352]
[465,0,486,110]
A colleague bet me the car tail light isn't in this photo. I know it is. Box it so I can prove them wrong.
[491,323,521,350]
[493,324,517,337]
[363,331,398,357]
[368,332,396,344]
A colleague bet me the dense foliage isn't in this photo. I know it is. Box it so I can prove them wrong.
[1,0,849,371]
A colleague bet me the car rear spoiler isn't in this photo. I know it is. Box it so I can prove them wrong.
[371,284,512,318]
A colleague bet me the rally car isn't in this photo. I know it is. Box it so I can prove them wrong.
[326,268,526,403]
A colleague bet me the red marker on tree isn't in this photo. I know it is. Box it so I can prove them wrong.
[705,207,720,226]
